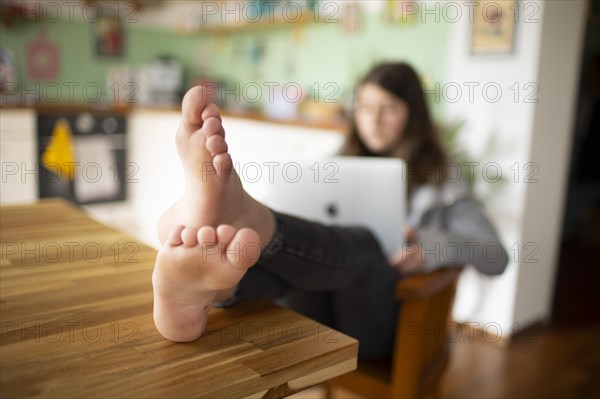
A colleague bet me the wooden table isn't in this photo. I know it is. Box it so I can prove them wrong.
[0,199,357,398]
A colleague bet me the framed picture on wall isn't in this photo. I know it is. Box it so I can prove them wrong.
[93,17,124,58]
[471,0,517,55]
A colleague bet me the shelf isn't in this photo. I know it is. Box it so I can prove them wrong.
[180,12,314,35]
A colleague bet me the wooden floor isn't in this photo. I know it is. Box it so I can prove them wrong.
[439,239,596,399]
[439,322,600,399]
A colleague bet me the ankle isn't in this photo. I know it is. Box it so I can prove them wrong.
[249,200,275,249]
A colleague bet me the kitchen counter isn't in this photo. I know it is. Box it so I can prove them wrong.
[0,103,348,133]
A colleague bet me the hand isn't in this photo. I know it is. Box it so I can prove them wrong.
[389,227,425,274]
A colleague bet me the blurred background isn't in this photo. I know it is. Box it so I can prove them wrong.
[1,1,598,397]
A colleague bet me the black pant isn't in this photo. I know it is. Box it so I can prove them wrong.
[234,211,400,358]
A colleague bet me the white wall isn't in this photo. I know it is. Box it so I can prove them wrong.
[444,0,586,334]
[514,1,587,326]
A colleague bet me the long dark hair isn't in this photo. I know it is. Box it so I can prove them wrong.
[339,62,447,194]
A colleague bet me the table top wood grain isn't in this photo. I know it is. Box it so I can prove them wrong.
[0,199,357,398]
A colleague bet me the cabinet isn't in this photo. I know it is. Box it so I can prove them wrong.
[0,108,37,204]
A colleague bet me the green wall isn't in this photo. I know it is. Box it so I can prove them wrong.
[0,21,205,103]
[1,11,449,117]
[206,13,449,97]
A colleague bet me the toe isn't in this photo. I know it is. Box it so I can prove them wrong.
[226,228,261,269]
[213,152,233,176]
[181,226,199,247]
[201,103,222,123]
[206,135,228,156]
[216,225,237,246]
[203,117,222,137]
[167,225,186,246]
[197,226,217,245]
[181,86,210,129]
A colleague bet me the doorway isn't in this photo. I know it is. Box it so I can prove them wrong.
[552,0,600,325]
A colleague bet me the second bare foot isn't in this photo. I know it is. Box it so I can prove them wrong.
[152,224,261,342]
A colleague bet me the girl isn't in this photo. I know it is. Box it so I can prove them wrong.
[342,62,507,276]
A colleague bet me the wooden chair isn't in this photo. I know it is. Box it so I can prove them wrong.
[326,266,463,399]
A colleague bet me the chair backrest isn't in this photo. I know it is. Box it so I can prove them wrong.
[326,267,462,399]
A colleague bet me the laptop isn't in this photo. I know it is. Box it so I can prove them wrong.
[237,156,406,258]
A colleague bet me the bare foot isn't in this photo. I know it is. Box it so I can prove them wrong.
[157,86,274,247]
[153,86,275,341]
[153,224,260,342]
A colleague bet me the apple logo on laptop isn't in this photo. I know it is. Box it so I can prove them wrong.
[326,202,339,219]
